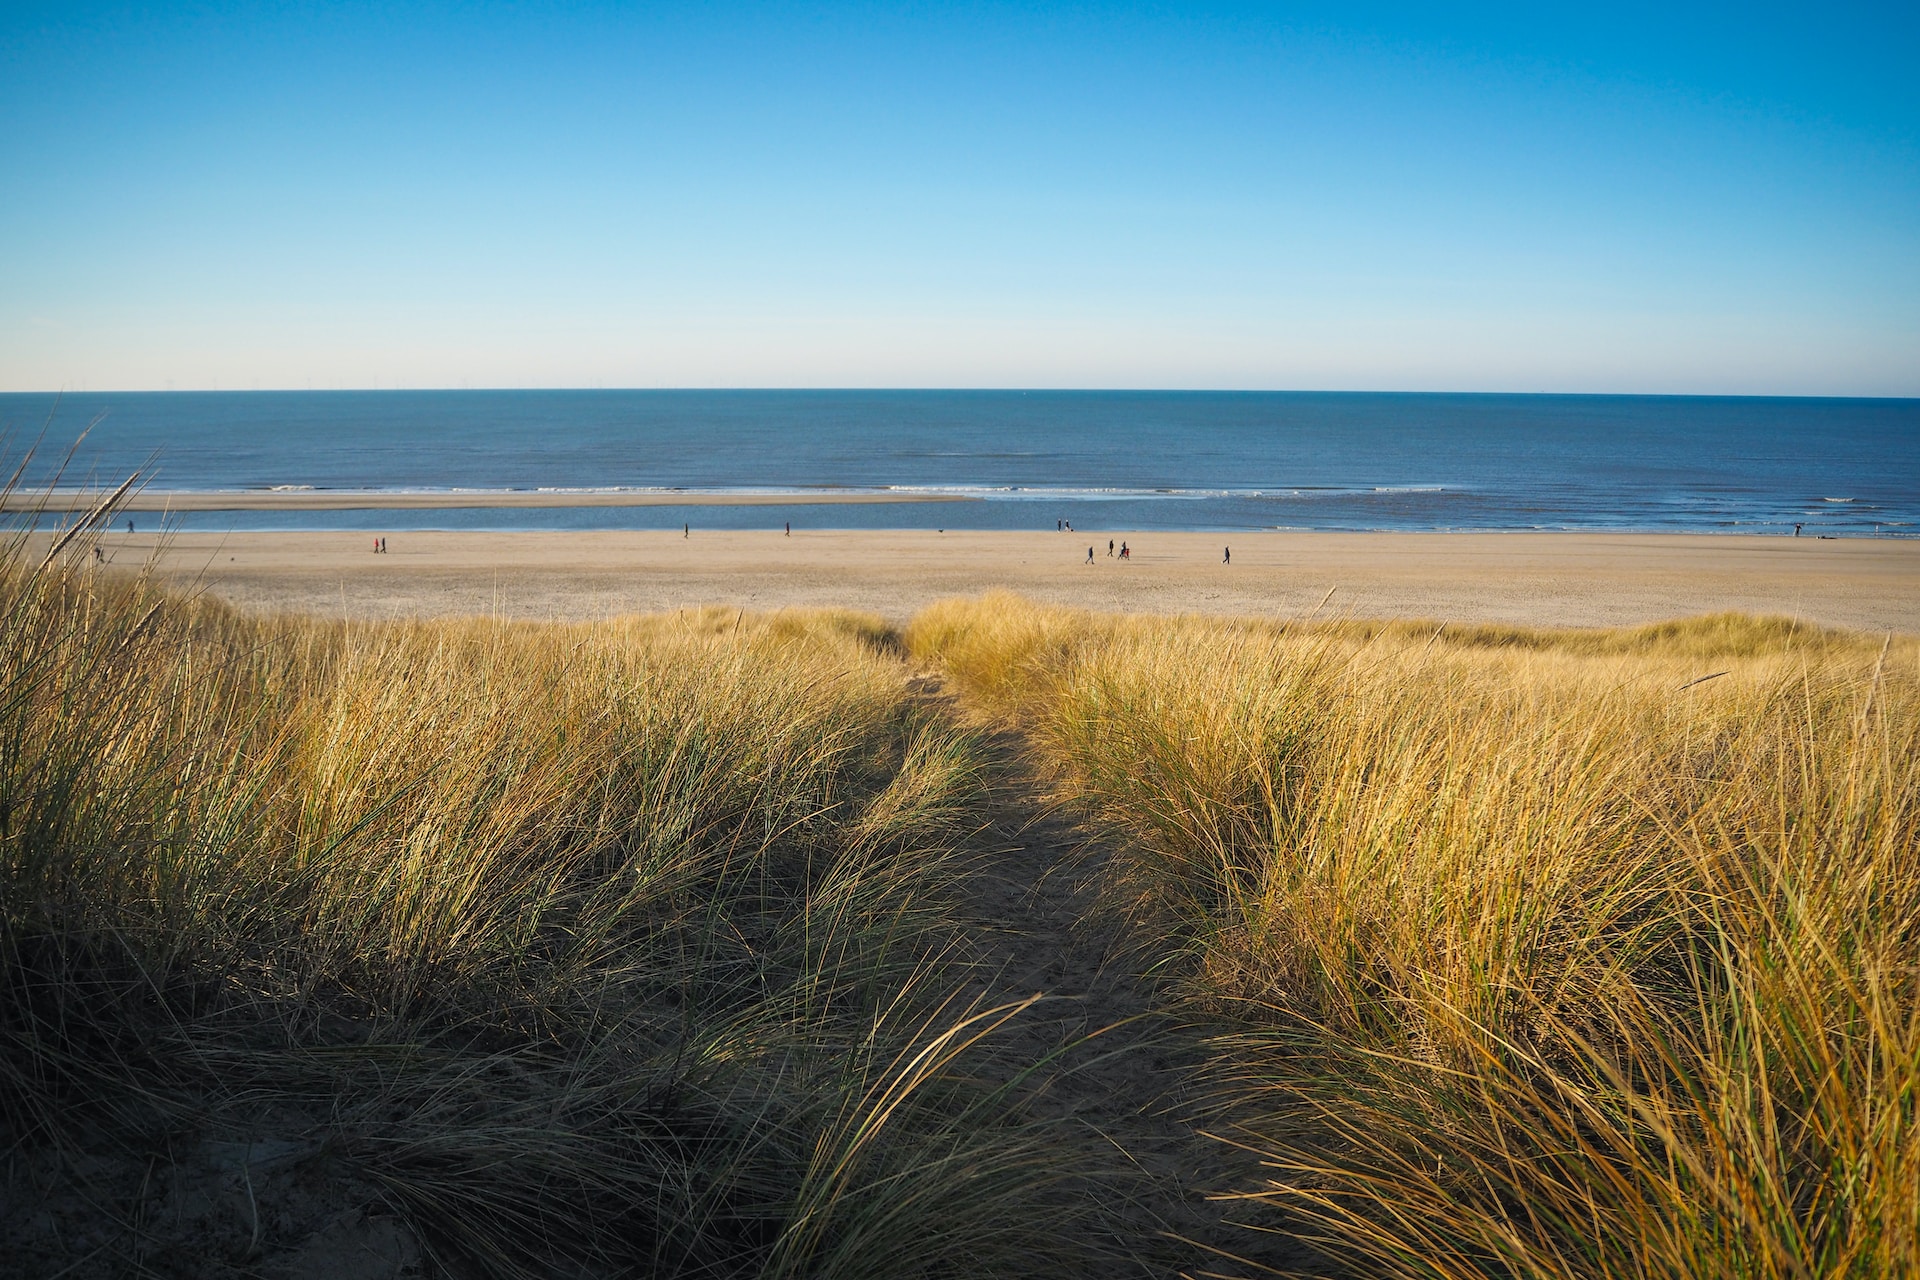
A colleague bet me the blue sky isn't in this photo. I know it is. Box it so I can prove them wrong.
[2,1,1915,393]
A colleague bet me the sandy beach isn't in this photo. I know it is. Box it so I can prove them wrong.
[66,529,1920,633]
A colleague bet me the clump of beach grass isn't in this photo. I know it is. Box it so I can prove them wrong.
[0,527,1109,1275]
[910,592,1920,1280]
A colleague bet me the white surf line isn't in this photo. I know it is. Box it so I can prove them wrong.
[10,489,976,512]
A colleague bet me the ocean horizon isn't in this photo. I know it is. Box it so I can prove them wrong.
[4,389,1915,536]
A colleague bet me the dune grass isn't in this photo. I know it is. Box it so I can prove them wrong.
[909,592,1919,1280]
[12,491,1916,1280]
[1,537,1107,1276]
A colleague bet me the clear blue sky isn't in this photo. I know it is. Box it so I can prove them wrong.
[3,1,1915,393]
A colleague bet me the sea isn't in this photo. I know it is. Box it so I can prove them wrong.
[3,390,1916,536]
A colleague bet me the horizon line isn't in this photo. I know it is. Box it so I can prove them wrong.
[4,387,1916,402]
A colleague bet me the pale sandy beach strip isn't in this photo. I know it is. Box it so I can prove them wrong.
[56,530,1920,634]
[10,488,969,512]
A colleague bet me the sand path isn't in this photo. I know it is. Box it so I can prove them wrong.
[921,674,1315,1278]
[82,530,1920,633]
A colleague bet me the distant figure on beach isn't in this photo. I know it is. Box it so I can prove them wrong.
[1065,520,1073,532]
[94,546,104,563]
[1108,539,1114,556]
[1086,546,1094,564]
[785,522,790,536]
[1223,546,1230,563]
[1119,541,1130,560]
[1795,523,1803,537]
[127,519,134,534]
[1056,519,1062,532]
[374,538,380,554]
[683,523,689,538]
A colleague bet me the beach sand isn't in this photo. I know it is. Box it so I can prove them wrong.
[67,530,1920,633]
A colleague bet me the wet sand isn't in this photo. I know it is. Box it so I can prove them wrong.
[73,530,1920,633]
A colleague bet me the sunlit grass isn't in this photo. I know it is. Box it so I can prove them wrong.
[910,593,1920,1279]
[15,491,1915,1279]
[0,535,1106,1275]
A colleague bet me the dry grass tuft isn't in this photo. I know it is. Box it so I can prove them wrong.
[911,593,1920,1280]
[0,525,1108,1277]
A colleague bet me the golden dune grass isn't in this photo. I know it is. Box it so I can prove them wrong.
[910,593,1920,1279]
[0,546,1106,1276]
[12,475,1918,1279]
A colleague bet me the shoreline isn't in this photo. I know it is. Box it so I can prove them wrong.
[10,488,973,512]
[55,529,1920,634]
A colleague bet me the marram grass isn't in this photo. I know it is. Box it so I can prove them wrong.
[0,540,1109,1277]
[910,592,1919,1280]
[10,499,1916,1280]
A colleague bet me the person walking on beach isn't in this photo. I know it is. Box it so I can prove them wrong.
[785,521,790,536]
[683,523,689,538]
[1223,546,1230,564]
[1119,541,1129,560]
[1108,539,1114,557]
[1086,546,1095,564]
[127,519,134,534]
[1795,523,1803,537]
